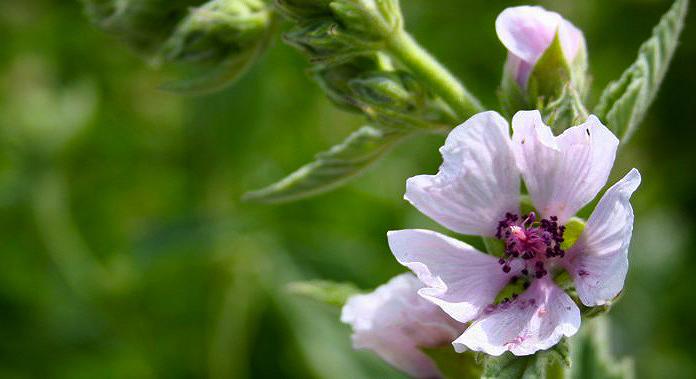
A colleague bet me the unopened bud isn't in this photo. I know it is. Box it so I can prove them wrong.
[496,6,588,111]
[159,0,274,93]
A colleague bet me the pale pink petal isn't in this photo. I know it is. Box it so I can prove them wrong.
[405,111,520,236]
[452,277,580,356]
[512,111,619,223]
[341,273,464,378]
[496,6,584,65]
[388,229,517,323]
[564,169,641,306]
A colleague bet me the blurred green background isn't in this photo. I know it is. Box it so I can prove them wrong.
[0,0,694,378]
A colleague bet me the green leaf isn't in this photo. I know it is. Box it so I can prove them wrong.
[422,347,482,379]
[286,279,361,307]
[243,126,410,203]
[568,318,634,379]
[594,0,688,142]
[483,339,570,379]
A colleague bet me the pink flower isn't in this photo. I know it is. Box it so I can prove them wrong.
[341,273,465,378]
[388,111,640,356]
[496,6,586,88]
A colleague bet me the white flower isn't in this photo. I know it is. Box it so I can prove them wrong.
[389,110,640,356]
[341,273,465,378]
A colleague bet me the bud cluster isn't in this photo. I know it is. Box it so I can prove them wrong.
[82,0,275,92]
[277,0,457,131]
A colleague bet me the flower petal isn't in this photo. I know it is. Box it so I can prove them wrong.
[341,273,463,378]
[564,169,641,306]
[512,111,619,223]
[388,229,515,323]
[405,111,520,236]
[452,277,580,356]
[496,6,584,65]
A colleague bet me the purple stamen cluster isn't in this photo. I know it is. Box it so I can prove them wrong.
[494,212,566,279]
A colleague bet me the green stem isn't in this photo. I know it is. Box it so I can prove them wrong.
[387,31,484,120]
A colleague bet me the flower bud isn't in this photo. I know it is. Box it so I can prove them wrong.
[348,71,456,129]
[283,20,376,64]
[274,0,333,20]
[330,0,402,40]
[496,6,587,108]
[158,0,274,92]
[341,273,465,379]
[311,57,382,111]
[82,0,201,57]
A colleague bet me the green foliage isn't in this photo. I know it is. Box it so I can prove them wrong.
[559,217,585,251]
[286,279,361,307]
[568,318,634,379]
[250,0,479,202]
[160,0,276,94]
[243,126,409,202]
[423,347,482,379]
[483,339,570,379]
[82,0,275,92]
[594,0,688,142]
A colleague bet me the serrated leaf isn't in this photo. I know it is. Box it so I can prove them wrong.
[594,0,688,142]
[483,339,570,379]
[244,126,410,203]
[286,279,361,307]
[568,318,634,379]
[422,347,482,379]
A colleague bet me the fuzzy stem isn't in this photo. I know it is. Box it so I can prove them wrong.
[387,31,484,120]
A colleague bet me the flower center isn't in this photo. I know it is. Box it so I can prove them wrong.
[495,212,566,280]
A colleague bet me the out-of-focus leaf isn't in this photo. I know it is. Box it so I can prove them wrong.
[568,318,634,379]
[81,0,275,93]
[482,339,570,379]
[594,0,688,142]
[422,347,482,379]
[243,126,410,203]
[286,279,361,307]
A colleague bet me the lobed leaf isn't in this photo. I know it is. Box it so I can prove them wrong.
[594,0,688,142]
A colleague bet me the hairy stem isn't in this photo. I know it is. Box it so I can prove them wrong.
[387,31,484,120]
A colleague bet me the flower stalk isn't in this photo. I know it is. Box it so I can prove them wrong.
[386,31,484,119]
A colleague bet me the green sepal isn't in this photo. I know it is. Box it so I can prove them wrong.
[527,33,573,106]
[483,339,570,379]
[560,217,585,251]
[283,19,378,64]
[483,237,506,257]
